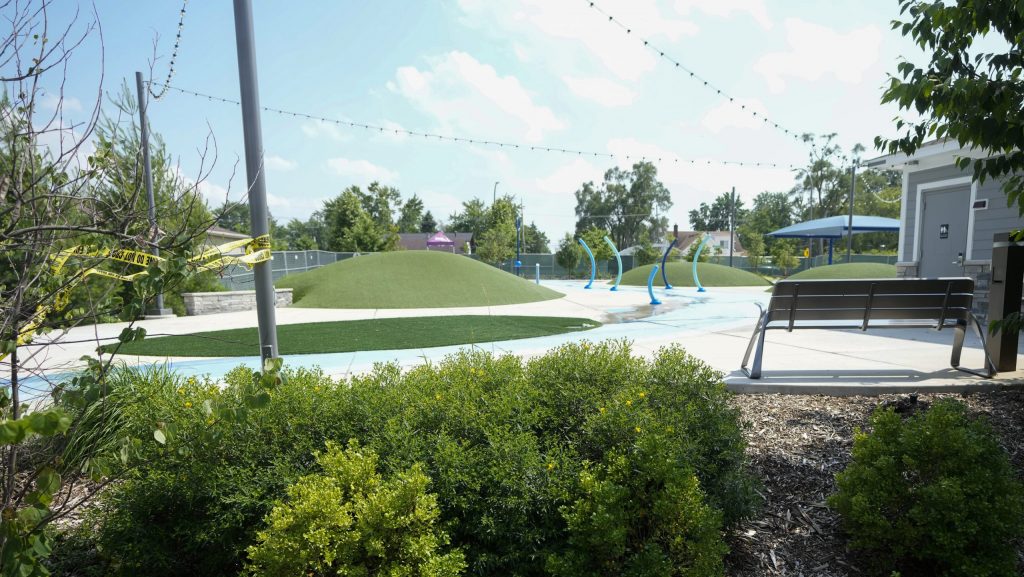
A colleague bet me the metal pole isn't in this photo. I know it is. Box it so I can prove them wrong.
[135,71,168,316]
[232,0,278,360]
[846,163,856,262]
[729,186,735,267]
[493,181,499,204]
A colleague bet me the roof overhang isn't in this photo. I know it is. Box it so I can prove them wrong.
[865,138,979,173]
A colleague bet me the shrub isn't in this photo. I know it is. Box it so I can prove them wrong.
[247,440,465,577]
[77,341,755,576]
[829,399,1024,577]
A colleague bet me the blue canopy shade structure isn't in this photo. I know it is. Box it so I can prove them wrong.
[768,215,900,264]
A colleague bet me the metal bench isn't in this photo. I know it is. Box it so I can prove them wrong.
[741,277,997,379]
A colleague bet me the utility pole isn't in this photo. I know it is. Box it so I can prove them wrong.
[135,71,171,317]
[728,186,736,267]
[493,181,499,205]
[232,0,278,360]
[846,162,857,262]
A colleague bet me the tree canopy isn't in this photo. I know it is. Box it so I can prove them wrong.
[573,161,671,249]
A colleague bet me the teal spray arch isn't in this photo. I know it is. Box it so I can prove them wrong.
[603,236,622,291]
[661,238,677,289]
[578,238,596,289]
[647,264,662,305]
[692,233,711,293]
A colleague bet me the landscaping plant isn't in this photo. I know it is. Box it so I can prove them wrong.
[829,399,1024,577]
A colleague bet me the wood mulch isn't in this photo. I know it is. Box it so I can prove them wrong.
[723,390,1024,577]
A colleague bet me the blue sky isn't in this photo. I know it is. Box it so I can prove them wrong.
[44,0,929,242]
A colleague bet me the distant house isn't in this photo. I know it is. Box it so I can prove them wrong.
[205,225,249,256]
[397,231,474,254]
[675,230,745,256]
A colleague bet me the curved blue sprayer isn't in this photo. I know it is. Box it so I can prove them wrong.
[603,236,622,291]
[578,238,596,289]
[661,238,677,289]
[692,233,711,293]
[647,264,662,305]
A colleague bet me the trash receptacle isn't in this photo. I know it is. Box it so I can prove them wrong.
[987,232,1024,371]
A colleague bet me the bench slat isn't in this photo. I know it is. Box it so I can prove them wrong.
[766,307,972,323]
[768,293,974,311]
[771,278,974,297]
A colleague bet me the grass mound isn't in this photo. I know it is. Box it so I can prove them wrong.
[785,262,896,280]
[106,316,599,357]
[620,261,770,287]
[277,251,562,308]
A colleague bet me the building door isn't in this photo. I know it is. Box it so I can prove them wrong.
[919,186,971,277]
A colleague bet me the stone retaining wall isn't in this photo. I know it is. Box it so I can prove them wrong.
[183,289,292,316]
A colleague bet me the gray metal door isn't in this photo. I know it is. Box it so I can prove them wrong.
[919,186,970,277]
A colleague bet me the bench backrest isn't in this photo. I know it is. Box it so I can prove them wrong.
[766,277,975,329]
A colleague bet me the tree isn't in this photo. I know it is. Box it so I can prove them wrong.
[475,223,516,265]
[420,210,438,233]
[555,233,583,278]
[523,222,549,253]
[685,239,711,263]
[688,191,747,231]
[574,161,671,249]
[397,194,424,233]
[579,226,614,261]
[771,240,799,276]
[740,227,766,270]
[321,186,398,253]
[0,6,236,571]
[633,237,661,266]
[447,198,489,240]
[213,202,251,235]
[878,0,1024,224]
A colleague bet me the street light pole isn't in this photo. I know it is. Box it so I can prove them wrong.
[493,181,499,205]
[134,71,170,316]
[846,162,857,262]
[728,186,736,268]
[232,0,278,360]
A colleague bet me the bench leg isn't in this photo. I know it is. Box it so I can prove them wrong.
[951,315,997,378]
[741,311,768,379]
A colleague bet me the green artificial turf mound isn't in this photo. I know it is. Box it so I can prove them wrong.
[105,315,600,357]
[620,261,770,287]
[277,251,562,308]
[785,262,897,280]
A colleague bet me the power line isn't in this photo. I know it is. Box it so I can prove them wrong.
[153,82,801,170]
[583,0,805,144]
[149,0,189,100]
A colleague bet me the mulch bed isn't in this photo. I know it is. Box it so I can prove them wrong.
[724,390,1024,577]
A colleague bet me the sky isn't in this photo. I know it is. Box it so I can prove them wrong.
[39,0,933,244]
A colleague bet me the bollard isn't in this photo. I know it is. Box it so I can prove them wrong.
[535,262,540,284]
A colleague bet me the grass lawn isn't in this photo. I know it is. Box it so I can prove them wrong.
[620,261,770,287]
[104,315,600,357]
[785,262,897,280]
[277,251,562,308]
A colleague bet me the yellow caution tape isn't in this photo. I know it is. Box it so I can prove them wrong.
[3,234,274,362]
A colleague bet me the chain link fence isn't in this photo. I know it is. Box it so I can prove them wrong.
[215,250,898,290]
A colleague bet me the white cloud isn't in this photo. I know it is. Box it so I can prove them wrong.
[390,50,565,142]
[456,0,697,82]
[535,158,603,194]
[40,93,83,112]
[756,18,882,93]
[265,155,296,171]
[674,0,772,30]
[326,157,398,183]
[267,192,290,208]
[301,119,349,141]
[563,76,637,108]
[701,98,769,133]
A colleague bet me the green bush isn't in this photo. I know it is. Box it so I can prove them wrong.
[829,399,1024,577]
[247,440,465,577]
[76,341,755,576]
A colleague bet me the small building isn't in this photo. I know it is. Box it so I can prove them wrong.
[205,225,250,256]
[868,139,1019,318]
[397,231,474,254]
[675,230,745,256]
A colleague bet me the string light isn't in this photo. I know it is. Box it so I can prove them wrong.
[584,0,805,144]
[152,82,800,170]
[148,0,189,100]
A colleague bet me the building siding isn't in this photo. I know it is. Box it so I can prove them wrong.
[970,177,1017,261]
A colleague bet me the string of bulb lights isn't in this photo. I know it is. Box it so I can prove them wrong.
[153,82,801,170]
[583,0,806,145]
[148,0,189,100]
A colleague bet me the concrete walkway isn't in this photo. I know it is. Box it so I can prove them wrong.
[9,281,1024,395]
